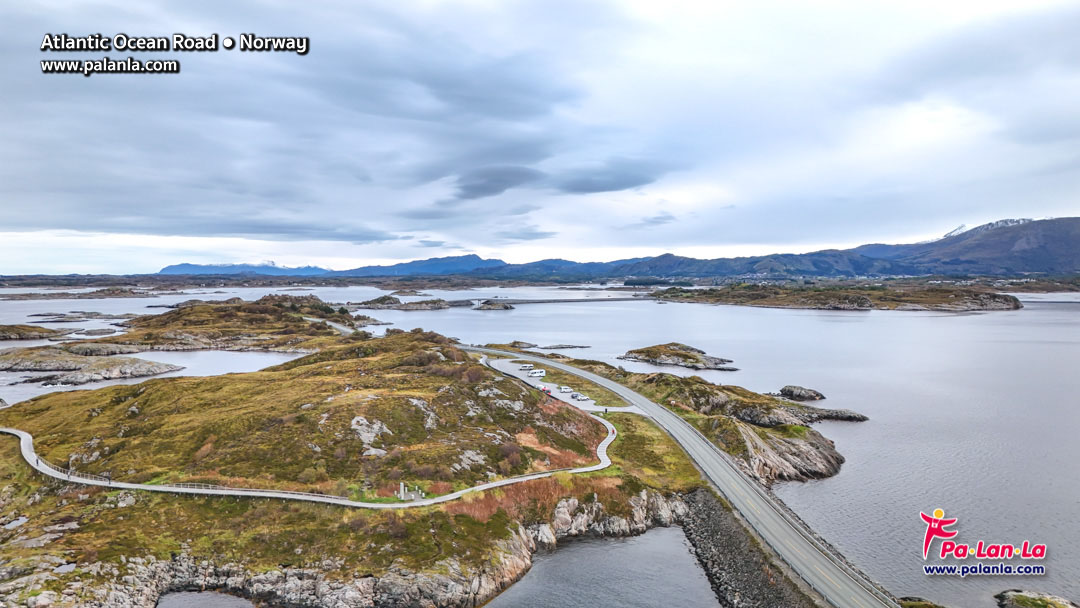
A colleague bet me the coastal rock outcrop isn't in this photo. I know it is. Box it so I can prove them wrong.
[63,343,142,356]
[996,590,1078,608]
[355,295,451,311]
[475,301,514,310]
[736,421,846,483]
[48,359,183,386]
[782,404,867,423]
[618,343,737,371]
[0,325,68,340]
[0,347,181,385]
[780,385,825,401]
[23,491,688,608]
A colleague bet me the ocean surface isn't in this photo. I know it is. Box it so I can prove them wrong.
[1,285,1076,607]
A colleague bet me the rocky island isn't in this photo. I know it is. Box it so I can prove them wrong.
[0,287,157,301]
[0,346,182,385]
[474,300,514,310]
[353,295,451,310]
[618,342,737,371]
[0,325,70,340]
[655,284,1024,311]
[780,385,826,401]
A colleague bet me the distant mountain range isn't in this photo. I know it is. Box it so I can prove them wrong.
[158,217,1080,279]
[158,262,332,276]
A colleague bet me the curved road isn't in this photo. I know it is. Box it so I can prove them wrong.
[0,319,618,510]
[464,347,897,608]
[2,316,893,606]
[0,415,614,511]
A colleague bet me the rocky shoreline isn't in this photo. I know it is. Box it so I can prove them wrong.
[7,489,826,608]
[0,347,182,386]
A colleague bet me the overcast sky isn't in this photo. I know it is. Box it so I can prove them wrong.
[2,0,1079,273]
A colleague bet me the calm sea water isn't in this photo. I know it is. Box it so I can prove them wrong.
[156,591,254,607]
[2,286,1076,607]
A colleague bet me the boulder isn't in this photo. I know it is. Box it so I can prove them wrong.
[780,385,826,401]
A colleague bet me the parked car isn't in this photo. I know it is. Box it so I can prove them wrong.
[573,394,589,401]
[519,363,534,370]
[541,387,552,395]
[527,369,546,377]
[569,392,582,400]
[559,386,573,393]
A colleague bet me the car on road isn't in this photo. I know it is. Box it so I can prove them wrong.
[559,386,573,393]
[540,387,552,395]
[519,363,534,370]
[573,393,590,401]
[527,369,546,377]
[569,392,582,399]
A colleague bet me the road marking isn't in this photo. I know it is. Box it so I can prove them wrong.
[814,565,839,587]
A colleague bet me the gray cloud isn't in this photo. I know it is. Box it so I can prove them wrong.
[551,157,673,194]
[453,166,546,199]
[2,0,1079,270]
[494,225,556,241]
[625,211,676,229]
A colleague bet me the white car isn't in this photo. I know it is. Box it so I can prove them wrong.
[573,394,590,401]
[519,363,534,370]
[559,386,573,393]
[527,369,546,378]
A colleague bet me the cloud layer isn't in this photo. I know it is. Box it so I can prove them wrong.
[2,0,1079,272]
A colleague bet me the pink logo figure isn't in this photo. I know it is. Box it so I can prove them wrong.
[920,508,958,559]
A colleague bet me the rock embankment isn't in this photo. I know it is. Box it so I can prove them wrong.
[680,488,816,608]
[618,343,737,371]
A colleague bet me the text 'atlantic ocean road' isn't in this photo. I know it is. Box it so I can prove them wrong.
[39,33,309,77]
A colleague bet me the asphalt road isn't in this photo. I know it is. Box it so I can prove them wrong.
[0,414,615,511]
[464,346,897,608]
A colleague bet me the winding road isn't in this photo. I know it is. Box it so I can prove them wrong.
[464,347,898,608]
[0,316,896,607]
[0,318,618,509]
